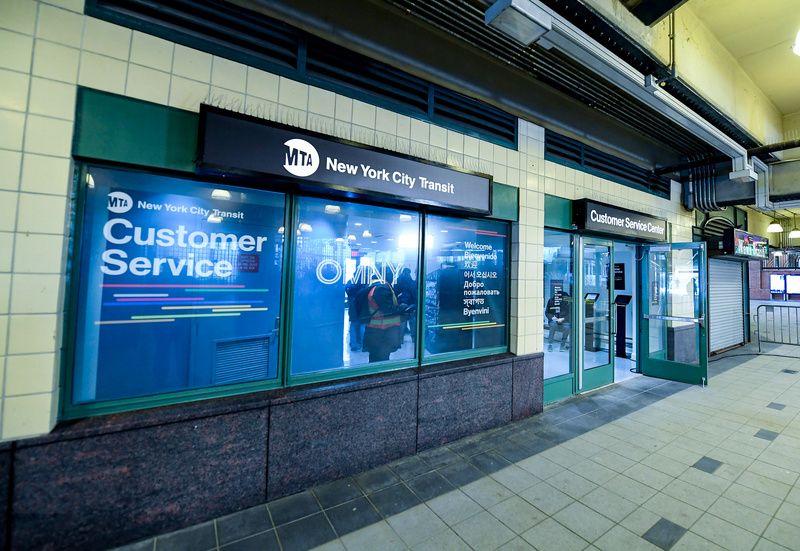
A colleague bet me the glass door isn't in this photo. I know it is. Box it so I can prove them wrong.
[639,242,708,385]
[578,237,614,392]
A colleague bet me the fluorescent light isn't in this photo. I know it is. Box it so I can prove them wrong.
[790,228,800,239]
[794,30,800,56]
[485,0,552,45]
[354,222,363,227]
[399,214,412,222]
[767,220,784,233]
[324,204,341,214]
[86,174,95,188]
[298,223,313,233]
[211,189,231,200]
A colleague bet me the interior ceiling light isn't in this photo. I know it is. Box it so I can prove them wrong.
[362,229,372,238]
[324,205,341,214]
[790,215,800,238]
[211,189,231,200]
[485,0,552,45]
[767,219,784,233]
[793,30,800,56]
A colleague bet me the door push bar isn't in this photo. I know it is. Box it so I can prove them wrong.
[644,314,705,327]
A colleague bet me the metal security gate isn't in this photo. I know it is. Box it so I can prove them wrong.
[708,259,744,353]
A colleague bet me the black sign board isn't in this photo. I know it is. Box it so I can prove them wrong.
[614,263,625,290]
[197,106,492,213]
[711,228,769,260]
[573,199,668,242]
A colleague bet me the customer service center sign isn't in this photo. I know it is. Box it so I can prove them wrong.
[197,105,492,213]
[573,199,668,242]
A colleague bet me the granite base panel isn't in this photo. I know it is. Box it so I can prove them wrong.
[417,362,513,450]
[10,409,268,551]
[512,355,544,420]
[2,353,542,551]
[267,380,418,499]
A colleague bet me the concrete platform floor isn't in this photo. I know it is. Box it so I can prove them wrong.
[116,344,800,551]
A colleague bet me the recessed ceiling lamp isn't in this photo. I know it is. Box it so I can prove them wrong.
[793,30,800,56]
[767,219,784,233]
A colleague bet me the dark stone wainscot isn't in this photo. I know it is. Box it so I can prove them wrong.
[0,352,542,551]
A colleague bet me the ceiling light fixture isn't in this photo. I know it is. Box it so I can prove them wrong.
[793,30,800,56]
[485,0,552,45]
[767,219,784,233]
[790,215,800,239]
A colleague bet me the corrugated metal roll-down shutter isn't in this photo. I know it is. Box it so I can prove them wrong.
[709,259,744,353]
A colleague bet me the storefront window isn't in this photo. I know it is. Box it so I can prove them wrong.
[72,167,285,404]
[544,230,573,379]
[423,216,508,357]
[290,198,420,375]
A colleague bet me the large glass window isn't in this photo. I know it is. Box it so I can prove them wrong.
[423,216,508,357]
[290,198,420,376]
[544,230,573,379]
[72,167,285,404]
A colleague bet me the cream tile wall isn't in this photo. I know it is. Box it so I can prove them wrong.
[0,0,696,441]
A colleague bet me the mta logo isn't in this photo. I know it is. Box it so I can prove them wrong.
[283,138,319,177]
[107,191,133,213]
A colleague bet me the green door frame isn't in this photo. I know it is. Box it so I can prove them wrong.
[638,242,708,385]
[578,236,615,393]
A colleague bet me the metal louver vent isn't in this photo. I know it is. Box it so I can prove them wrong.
[86,0,518,147]
[214,335,271,385]
[545,130,671,198]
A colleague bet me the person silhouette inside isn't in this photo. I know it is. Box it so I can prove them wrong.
[545,291,571,352]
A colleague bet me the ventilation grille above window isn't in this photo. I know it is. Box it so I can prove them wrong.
[86,0,517,148]
[545,130,671,198]
[214,335,271,385]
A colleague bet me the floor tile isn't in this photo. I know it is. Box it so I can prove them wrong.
[491,464,541,492]
[642,517,686,551]
[692,456,723,475]
[670,531,726,551]
[762,518,800,550]
[661,478,717,510]
[471,450,512,475]
[594,525,661,551]
[516,454,564,479]
[406,471,453,501]
[313,478,363,509]
[368,482,421,518]
[437,459,485,486]
[497,536,536,550]
[735,471,791,500]
[453,510,516,550]
[275,512,336,551]
[553,501,614,543]
[752,537,792,551]
[622,508,663,537]
[546,469,598,499]
[641,453,688,478]
[418,447,461,469]
[340,520,405,551]
[580,486,639,522]
[722,483,783,516]
[355,466,398,494]
[519,481,574,515]
[690,513,759,551]
[774,501,800,528]
[156,521,216,551]
[462,476,515,508]
[604,474,658,505]
[427,489,482,525]
[386,505,447,548]
[325,497,381,536]
[389,456,431,481]
[569,459,617,485]
[624,463,674,491]
[216,506,272,546]
[678,467,731,495]
[220,529,280,551]
[488,495,547,534]
[411,528,468,551]
[268,491,321,527]
[521,518,589,551]
[754,429,780,441]
[766,402,786,411]
[642,493,703,529]
[707,496,771,536]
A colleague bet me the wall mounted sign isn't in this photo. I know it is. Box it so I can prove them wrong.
[572,199,668,242]
[729,229,768,260]
[197,106,492,214]
[614,263,625,290]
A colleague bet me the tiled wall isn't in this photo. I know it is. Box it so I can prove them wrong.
[0,0,695,441]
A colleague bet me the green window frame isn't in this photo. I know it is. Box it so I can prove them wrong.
[61,164,512,419]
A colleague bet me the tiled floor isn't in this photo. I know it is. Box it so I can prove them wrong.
[117,344,800,551]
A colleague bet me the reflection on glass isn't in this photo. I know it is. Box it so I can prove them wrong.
[291,198,419,375]
[647,248,701,365]
[583,243,611,370]
[73,168,285,404]
[424,216,508,356]
[544,230,573,379]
